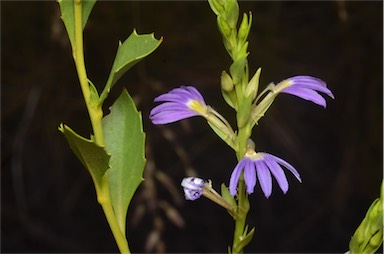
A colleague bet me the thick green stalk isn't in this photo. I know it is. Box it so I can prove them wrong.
[73,1,128,253]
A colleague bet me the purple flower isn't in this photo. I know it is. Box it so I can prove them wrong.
[229,150,302,198]
[150,86,208,124]
[181,177,205,201]
[278,76,334,108]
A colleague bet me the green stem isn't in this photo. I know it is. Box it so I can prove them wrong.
[232,178,249,253]
[98,176,130,254]
[73,1,128,253]
[231,125,251,253]
[73,0,104,146]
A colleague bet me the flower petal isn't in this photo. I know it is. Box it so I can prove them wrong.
[150,110,198,124]
[263,156,289,194]
[150,102,190,115]
[282,87,327,108]
[229,159,246,196]
[264,153,302,182]
[243,159,256,194]
[255,160,272,198]
[183,86,205,102]
[288,76,334,99]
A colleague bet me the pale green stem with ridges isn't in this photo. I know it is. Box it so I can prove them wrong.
[231,124,251,254]
[73,1,129,253]
[73,0,104,146]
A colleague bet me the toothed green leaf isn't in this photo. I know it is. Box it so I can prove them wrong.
[59,123,110,194]
[102,89,146,236]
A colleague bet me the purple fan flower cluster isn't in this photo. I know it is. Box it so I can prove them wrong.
[150,75,333,199]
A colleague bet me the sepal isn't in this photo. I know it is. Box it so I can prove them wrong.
[237,12,252,48]
[349,181,383,254]
[245,67,261,100]
[224,0,239,29]
[229,55,247,85]
[221,70,234,92]
[208,0,225,16]
[221,183,237,208]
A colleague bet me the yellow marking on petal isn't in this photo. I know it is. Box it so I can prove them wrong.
[187,100,207,115]
[244,149,262,160]
[275,80,293,92]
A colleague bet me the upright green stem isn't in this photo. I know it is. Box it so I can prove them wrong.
[232,179,249,253]
[99,176,130,254]
[73,0,104,146]
[73,1,128,253]
[232,126,251,253]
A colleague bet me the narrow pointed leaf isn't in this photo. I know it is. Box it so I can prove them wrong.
[58,0,96,50]
[102,30,162,101]
[102,89,146,236]
[233,227,255,251]
[59,123,110,193]
[221,183,237,207]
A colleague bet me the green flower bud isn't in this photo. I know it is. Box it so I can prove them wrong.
[245,67,261,100]
[221,70,234,92]
[208,0,225,16]
[229,55,247,85]
[238,12,252,47]
[217,15,231,39]
[367,229,383,253]
[236,41,248,60]
[221,89,237,109]
[349,184,383,254]
[236,97,252,128]
[224,0,239,29]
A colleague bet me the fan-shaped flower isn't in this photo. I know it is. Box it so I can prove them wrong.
[229,149,302,198]
[150,86,208,124]
[277,76,334,108]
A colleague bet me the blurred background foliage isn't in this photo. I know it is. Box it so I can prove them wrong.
[1,1,382,253]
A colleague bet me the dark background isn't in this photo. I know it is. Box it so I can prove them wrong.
[2,1,382,253]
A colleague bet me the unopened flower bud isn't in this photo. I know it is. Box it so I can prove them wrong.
[224,0,239,29]
[245,67,261,100]
[229,55,247,85]
[237,12,252,47]
[349,189,383,254]
[181,177,205,201]
[221,71,234,92]
[217,15,232,39]
[208,0,225,16]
